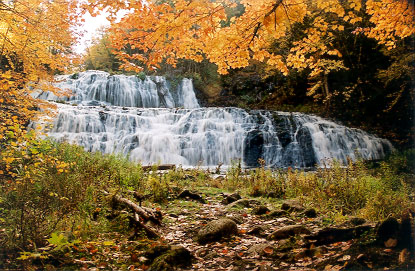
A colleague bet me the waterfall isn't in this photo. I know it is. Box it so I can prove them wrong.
[37,70,393,168]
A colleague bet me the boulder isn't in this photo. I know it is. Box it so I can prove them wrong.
[350,217,366,226]
[376,217,399,243]
[228,199,260,208]
[178,189,206,204]
[252,205,270,215]
[281,199,304,212]
[268,225,311,240]
[196,218,238,244]
[148,245,192,271]
[248,225,267,237]
[304,208,317,218]
[306,225,373,246]
[267,209,287,218]
[221,193,241,205]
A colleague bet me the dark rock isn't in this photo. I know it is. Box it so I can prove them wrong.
[306,225,373,246]
[228,199,260,208]
[243,130,264,167]
[178,189,206,203]
[252,205,270,215]
[267,191,282,198]
[144,245,171,260]
[196,218,238,244]
[398,212,413,249]
[248,226,267,237]
[148,246,192,271]
[350,217,366,226]
[376,217,399,243]
[268,225,311,240]
[221,193,242,205]
[142,164,176,171]
[281,199,304,212]
[304,208,317,218]
[267,209,287,218]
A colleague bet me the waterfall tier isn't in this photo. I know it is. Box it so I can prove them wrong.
[38,71,393,168]
[35,70,200,109]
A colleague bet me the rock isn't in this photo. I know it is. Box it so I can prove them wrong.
[281,199,304,212]
[376,217,399,243]
[252,205,270,215]
[248,225,267,237]
[243,130,264,167]
[267,191,282,198]
[398,212,413,249]
[196,218,238,244]
[178,189,206,203]
[228,199,260,208]
[144,245,171,260]
[247,244,275,257]
[227,214,244,224]
[268,225,311,240]
[267,209,287,218]
[306,225,373,245]
[148,246,192,271]
[142,164,176,171]
[304,208,317,218]
[350,217,366,226]
[221,193,242,205]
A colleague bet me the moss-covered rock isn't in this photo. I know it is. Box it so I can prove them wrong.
[195,218,238,244]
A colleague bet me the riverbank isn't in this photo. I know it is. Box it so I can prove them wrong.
[1,140,413,270]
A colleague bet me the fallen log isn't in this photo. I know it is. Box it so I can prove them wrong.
[102,191,162,238]
[112,194,162,225]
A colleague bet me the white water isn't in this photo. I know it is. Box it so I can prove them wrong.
[36,71,393,167]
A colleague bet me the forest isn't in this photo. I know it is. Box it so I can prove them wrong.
[0,0,414,270]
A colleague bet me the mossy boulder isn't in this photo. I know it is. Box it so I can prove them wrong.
[147,245,192,271]
[195,218,238,244]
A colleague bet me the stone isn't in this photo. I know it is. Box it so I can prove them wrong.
[148,246,192,271]
[252,205,270,215]
[304,208,317,218]
[281,199,304,212]
[248,225,267,237]
[196,218,238,244]
[376,217,399,243]
[178,189,206,203]
[247,244,275,257]
[398,212,413,249]
[306,225,373,246]
[221,193,242,205]
[268,225,311,240]
[267,209,287,218]
[227,214,244,224]
[350,217,366,226]
[228,199,260,208]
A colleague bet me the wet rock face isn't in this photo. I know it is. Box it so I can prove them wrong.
[243,130,264,167]
[195,218,238,244]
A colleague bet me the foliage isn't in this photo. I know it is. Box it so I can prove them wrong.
[222,158,410,221]
[83,29,121,72]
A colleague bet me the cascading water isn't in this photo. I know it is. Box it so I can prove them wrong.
[36,70,393,167]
